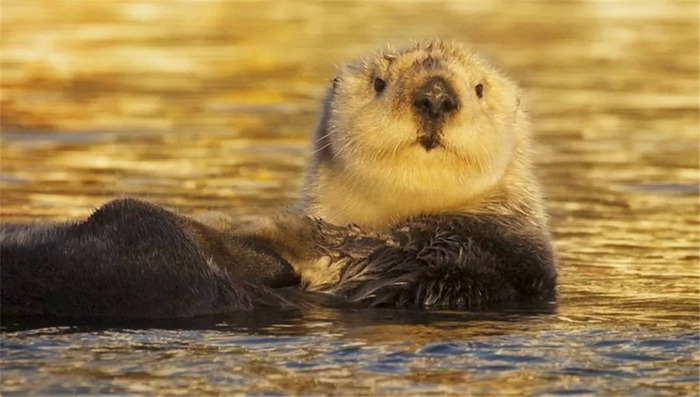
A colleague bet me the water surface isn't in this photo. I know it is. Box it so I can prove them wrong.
[1,0,698,395]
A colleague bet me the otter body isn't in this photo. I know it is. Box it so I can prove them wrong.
[0,40,557,318]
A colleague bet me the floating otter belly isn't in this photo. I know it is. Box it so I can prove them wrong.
[0,40,557,318]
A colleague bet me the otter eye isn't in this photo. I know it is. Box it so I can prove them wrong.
[475,83,484,99]
[373,77,386,93]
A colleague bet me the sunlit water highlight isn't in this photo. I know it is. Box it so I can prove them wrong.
[1,0,698,395]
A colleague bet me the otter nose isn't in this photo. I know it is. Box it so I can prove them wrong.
[412,77,459,119]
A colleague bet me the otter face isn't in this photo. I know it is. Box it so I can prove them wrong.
[310,40,530,227]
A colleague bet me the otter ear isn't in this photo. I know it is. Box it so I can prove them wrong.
[331,76,340,92]
[512,85,524,112]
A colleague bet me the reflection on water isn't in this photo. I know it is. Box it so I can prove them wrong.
[2,310,698,395]
[1,0,698,395]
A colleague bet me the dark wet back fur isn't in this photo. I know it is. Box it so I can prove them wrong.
[299,214,556,310]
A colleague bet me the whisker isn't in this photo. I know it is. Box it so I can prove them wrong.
[311,140,334,156]
[332,137,357,161]
[315,129,335,143]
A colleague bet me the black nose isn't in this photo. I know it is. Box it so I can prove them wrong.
[412,77,459,119]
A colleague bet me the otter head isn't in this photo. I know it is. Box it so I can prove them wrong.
[302,40,533,228]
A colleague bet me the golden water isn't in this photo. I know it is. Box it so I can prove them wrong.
[1,1,698,395]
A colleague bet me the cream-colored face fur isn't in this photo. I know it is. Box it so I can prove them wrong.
[307,40,531,228]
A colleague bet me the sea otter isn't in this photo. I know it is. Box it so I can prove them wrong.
[0,40,557,318]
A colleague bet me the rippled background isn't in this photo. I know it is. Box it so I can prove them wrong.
[1,0,698,395]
